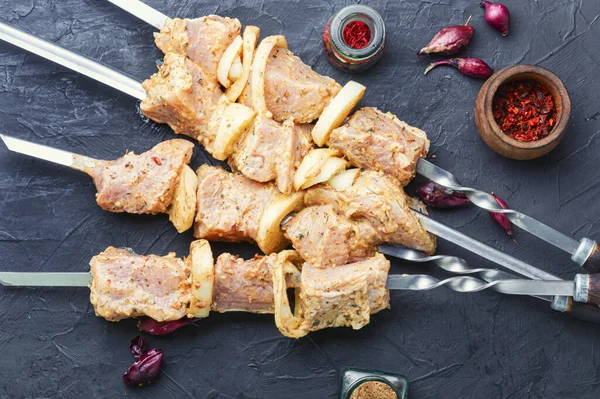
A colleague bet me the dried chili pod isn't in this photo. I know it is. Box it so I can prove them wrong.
[416,180,471,208]
[123,348,163,386]
[417,20,474,57]
[137,317,197,335]
[424,57,494,79]
[130,335,147,359]
[490,193,513,238]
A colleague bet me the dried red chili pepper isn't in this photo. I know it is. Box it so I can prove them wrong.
[492,79,556,142]
[151,156,162,166]
[343,21,371,49]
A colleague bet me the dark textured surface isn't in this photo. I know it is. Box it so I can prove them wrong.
[1,0,600,397]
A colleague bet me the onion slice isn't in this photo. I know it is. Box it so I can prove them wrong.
[217,35,243,88]
[301,156,348,190]
[226,26,260,102]
[293,148,340,191]
[251,35,288,116]
[228,55,243,80]
[256,191,304,254]
[187,239,215,318]
[272,250,307,339]
[167,164,198,233]
[327,168,360,190]
[211,102,257,160]
[311,81,366,146]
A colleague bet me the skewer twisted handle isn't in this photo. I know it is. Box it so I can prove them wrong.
[378,244,520,282]
[417,159,599,272]
[400,274,515,293]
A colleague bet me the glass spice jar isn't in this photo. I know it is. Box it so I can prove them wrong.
[322,5,386,73]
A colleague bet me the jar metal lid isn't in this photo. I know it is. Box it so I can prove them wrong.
[330,5,385,60]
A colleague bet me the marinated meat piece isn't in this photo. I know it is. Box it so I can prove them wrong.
[194,165,275,242]
[229,115,309,194]
[305,170,436,255]
[90,247,191,322]
[141,53,222,145]
[293,123,314,173]
[298,254,390,331]
[154,16,241,83]
[229,115,284,183]
[86,139,194,214]
[212,253,278,314]
[328,107,430,186]
[239,47,341,123]
[283,205,377,267]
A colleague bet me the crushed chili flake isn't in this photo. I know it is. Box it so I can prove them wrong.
[151,157,162,166]
[492,79,556,142]
[343,20,371,49]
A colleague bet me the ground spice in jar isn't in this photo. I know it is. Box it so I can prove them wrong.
[322,5,385,72]
[349,381,397,399]
[343,21,372,49]
[492,79,556,142]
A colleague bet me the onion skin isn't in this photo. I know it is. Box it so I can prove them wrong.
[490,193,513,238]
[481,1,510,36]
[123,348,163,386]
[417,25,474,57]
[416,180,471,208]
[424,58,494,79]
[137,318,197,335]
[130,336,147,359]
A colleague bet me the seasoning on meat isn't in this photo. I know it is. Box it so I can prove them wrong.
[85,139,194,215]
[299,254,390,331]
[89,247,191,322]
[89,240,392,338]
[283,204,377,267]
[273,252,391,338]
[194,165,276,243]
[328,107,430,186]
[194,165,303,254]
[229,115,312,194]
[211,253,279,314]
[304,170,436,255]
[239,47,342,123]
[154,16,241,84]
[140,53,222,145]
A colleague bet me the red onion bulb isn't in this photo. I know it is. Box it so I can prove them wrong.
[481,1,510,36]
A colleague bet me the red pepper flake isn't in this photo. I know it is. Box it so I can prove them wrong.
[492,79,556,142]
[343,20,371,49]
[152,157,162,166]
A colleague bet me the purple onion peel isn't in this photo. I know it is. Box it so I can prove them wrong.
[123,348,163,386]
[416,180,471,209]
[137,318,198,335]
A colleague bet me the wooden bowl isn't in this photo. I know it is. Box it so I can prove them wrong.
[474,65,570,160]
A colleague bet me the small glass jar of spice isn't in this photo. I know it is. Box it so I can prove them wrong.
[339,368,408,399]
[322,5,386,72]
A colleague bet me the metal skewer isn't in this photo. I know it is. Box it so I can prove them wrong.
[0,21,146,100]
[105,0,170,29]
[0,134,98,172]
[0,134,585,286]
[377,244,551,302]
[1,270,598,306]
[417,159,599,271]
